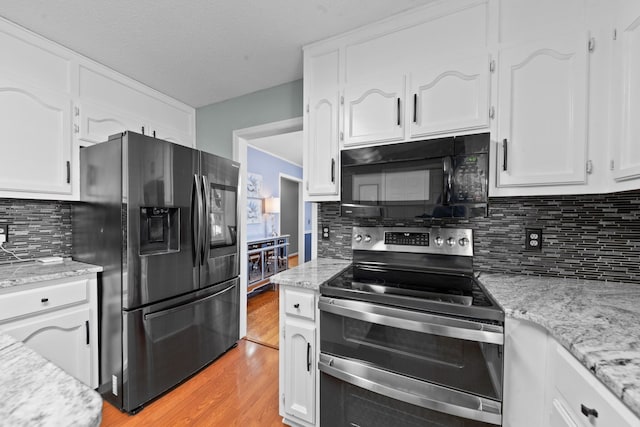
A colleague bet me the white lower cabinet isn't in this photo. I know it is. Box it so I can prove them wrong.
[2,306,92,387]
[504,318,640,427]
[0,274,98,388]
[279,286,318,427]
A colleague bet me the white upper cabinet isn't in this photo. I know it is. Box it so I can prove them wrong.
[495,33,589,188]
[409,54,491,138]
[304,48,340,200]
[75,101,143,146]
[0,17,195,201]
[0,77,72,197]
[343,76,405,146]
[610,0,640,184]
[77,65,195,148]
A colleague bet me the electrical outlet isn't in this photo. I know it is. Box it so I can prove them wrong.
[525,228,542,251]
[0,224,8,244]
[322,225,330,240]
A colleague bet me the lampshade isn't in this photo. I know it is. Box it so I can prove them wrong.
[264,197,280,214]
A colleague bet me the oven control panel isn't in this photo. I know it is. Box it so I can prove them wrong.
[352,226,473,256]
[384,232,430,246]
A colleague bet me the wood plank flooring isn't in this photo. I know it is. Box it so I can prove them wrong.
[101,340,283,426]
[245,255,298,349]
[246,288,280,348]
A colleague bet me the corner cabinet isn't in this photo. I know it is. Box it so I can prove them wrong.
[279,286,318,427]
[303,48,340,201]
[503,318,640,427]
[0,274,99,388]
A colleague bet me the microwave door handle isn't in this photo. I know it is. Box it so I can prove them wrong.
[443,156,452,204]
[318,355,502,425]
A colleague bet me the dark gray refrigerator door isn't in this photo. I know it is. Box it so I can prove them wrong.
[124,132,200,309]
[199,151,240,288]
[122,277,240,412]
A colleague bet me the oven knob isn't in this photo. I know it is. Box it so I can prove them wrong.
[446,237,456,247]
[364,235,372,243]
[434,236,444,246]
[458,237,470,247]
[354,234,363,243]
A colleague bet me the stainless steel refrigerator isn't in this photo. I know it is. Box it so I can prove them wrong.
[73,131,240,413]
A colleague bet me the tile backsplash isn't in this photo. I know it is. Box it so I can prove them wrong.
[0,199,73,262]
[318,190,640,284]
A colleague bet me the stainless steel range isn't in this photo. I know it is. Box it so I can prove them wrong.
[319,226,504,426]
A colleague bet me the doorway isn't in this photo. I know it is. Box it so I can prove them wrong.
[279,174,303,268]
[232,117,303,347]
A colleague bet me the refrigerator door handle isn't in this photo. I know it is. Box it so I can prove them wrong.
[201,175,210,265]
[193,174,203,266]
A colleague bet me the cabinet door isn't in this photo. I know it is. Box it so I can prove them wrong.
[305,48,340,198]
[307,93,339,196]
[150,122,194,148]
[611,0,640,182]
[343,77,405,146]
[283,318,316,425]
[76,101,142,146]
[549,398,580,427]
[496,34,589,187]
[1,306,92,387]
[0,77,72,195]
[410,55,490,138]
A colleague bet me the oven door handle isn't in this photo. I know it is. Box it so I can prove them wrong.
[319,353,502,425]
[318,297,503,345]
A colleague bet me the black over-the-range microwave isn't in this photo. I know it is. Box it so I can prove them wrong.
[340,133,489,219]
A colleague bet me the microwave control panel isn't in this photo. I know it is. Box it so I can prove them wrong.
[452,154,488,203]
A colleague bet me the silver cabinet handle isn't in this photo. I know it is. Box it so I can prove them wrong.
[318,354,502,425]
[319,297,503,345]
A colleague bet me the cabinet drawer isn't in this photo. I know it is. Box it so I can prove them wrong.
[284,289,315,320]
[551,342,638,427]
[0,278,89,322]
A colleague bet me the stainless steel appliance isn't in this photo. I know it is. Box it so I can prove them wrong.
[73,131,240,413]
[341,133,489,219]
[319,226,504,426]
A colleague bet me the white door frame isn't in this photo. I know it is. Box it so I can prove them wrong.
[278,173,304,262]
[232,117,303,338]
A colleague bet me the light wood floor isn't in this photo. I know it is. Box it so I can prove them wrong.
[245,255,298,349]
[101,340,283,426]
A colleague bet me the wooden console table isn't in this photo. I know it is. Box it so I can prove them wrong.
[247,235,289,294]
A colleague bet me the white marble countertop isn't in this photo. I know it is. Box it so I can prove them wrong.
[478,272,640,418]
[269,258,352,290]
[0,333,102,426]
[0,259,102,290]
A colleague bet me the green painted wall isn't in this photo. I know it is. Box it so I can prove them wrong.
[195,79,303,158]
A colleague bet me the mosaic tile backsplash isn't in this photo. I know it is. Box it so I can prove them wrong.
[0,199,73,262]
[318,190,640,284]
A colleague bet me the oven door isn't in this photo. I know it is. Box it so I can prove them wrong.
[319,354,502,426]
[319,297,504,401]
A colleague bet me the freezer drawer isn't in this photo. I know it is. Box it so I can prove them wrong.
[121,277,239,412]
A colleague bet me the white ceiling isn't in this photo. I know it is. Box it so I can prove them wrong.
[250,131,303,167]
[0,0,435,108]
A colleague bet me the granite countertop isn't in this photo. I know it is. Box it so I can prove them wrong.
[0,259,102,290]
[478,272,640,418]
[0,333,102,426]
[270,258,352,290]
